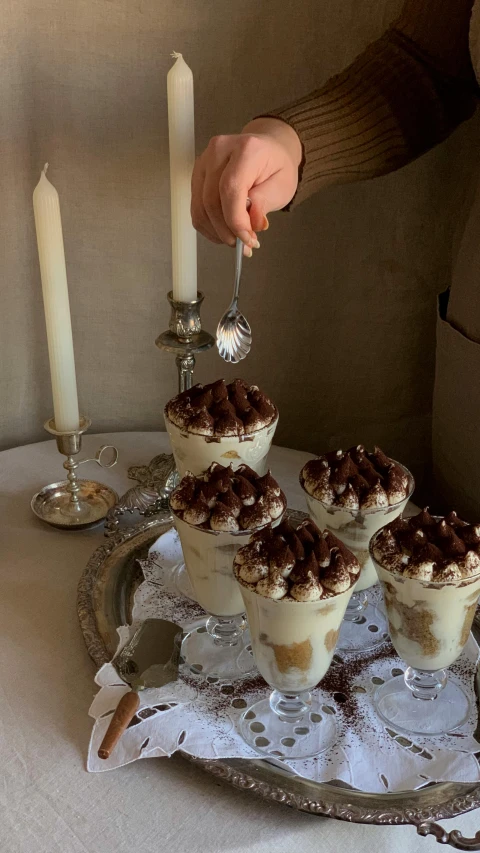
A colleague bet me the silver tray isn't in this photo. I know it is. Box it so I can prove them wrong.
[77,513,480,850]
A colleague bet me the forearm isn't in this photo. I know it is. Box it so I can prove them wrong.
[262,0,478,205]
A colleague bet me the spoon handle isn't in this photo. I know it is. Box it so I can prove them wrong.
[232,238,243,305]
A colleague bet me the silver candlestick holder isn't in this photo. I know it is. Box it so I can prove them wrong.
[104,291,215,535]
[31,416,119,530]
[156,291,215,391]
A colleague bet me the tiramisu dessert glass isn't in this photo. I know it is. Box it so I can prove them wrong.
[170,462,286,681]
[371,509,480,735]
[300,446,414,652]
[234,518,360,758]
[165,378,278,478]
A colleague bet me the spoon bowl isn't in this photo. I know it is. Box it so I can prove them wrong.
[216,238,252,363]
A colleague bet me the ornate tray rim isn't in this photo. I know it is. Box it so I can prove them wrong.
[77,515,480,831]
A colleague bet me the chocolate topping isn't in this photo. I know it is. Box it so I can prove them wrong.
[411,508,436,529]
[370,446,391,471]
[321,552,352,594]
[296,524,315,547]
[187,408,215,435]
[234,517,360,601]
[183,493,210,526]
[169,473,196,510]
[219,487,243,517]
[436,520,467,557]
[444,510,468,529]
[229,383,251,414]
[192,388,213,410]
[373,507,480,581]
[232,474,257,506]
[256,471,281,496]
[301,445,412,510]
[209,379,228,403]
[462,525,480,547]
[170,463,286,532]
[165,379,277,436]
[313,535,330,567]
[210,501,239,533]
[237,463,258,480]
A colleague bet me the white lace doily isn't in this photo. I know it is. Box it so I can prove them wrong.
[87,529,480,793]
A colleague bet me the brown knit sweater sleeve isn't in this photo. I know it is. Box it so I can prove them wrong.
[266,0,479,206]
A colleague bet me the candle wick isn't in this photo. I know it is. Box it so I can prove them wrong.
[43,163,49,176]
[171,51,182,60]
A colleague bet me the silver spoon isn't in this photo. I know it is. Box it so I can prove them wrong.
[216,237,252,363]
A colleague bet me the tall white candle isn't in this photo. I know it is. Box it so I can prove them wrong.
[33,165,80,432]
[167,52,197,303]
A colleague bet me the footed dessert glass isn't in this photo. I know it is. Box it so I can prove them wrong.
[370,531,480,735]
[235,582,354,759]
[174,514,273,681]
[166,413,278,599]
[165,413,278,479]
[302,462,414,653]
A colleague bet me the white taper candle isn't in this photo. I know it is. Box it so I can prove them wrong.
[167,52,197,303]
[33,165,80,432]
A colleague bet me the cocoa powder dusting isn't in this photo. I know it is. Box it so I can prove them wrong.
[319,643,395,726]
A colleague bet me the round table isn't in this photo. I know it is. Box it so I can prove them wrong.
[1,432,477,853]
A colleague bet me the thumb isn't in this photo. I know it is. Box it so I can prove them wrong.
[247,188,268,233]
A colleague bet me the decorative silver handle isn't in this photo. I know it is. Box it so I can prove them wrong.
[103,488,172,536]
[417,821,480,849]
[78,445,119,469]
[104,453,177,536]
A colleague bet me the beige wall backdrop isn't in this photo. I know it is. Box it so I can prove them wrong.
[1,0,478,479]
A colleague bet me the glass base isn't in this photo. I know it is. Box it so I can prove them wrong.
[337,600,389,653]
[181,621,256,682]
[374,674,471,735]
[239,694,337,759]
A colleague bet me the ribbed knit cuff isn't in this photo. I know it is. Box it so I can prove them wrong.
[262,29,478,207]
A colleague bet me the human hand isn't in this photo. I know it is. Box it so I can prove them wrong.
[191,117,302,254]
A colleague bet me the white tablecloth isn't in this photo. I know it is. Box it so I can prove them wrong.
[1,431,478,853]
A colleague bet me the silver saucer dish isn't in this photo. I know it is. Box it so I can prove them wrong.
[32,479,119,530]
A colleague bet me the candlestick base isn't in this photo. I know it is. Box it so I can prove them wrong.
[31,416,119,530]
[32,479,119,530]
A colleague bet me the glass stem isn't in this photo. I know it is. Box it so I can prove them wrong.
[343,590,368,622]
[404,666,447,700]
[269,690,311,722]
[206,614,245,647]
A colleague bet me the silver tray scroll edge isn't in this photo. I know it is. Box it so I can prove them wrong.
[77,515,480,833]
